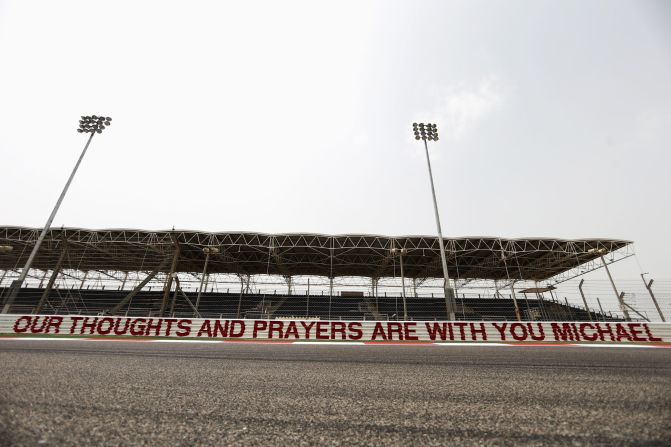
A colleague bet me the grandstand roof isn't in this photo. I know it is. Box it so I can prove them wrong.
[0,226,631,282]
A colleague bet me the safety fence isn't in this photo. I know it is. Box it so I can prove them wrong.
[2,315,670,344]
[0,287,622,322]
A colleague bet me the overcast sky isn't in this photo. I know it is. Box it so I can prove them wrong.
[1,0,670,282]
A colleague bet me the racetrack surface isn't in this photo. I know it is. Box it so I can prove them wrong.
[0,340,669,446]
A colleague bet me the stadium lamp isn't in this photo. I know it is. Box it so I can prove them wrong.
[1,115,112,314]
[0,246,13,253]
[412,122,456,321]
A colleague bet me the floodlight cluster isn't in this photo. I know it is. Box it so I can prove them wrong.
[412,122,439,141]
[77,115,112,134]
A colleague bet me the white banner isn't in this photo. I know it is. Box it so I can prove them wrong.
[1,315,670,344]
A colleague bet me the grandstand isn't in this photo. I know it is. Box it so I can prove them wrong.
[0,226,635,321]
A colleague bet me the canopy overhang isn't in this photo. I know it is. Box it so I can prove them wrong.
[0,227,632,282]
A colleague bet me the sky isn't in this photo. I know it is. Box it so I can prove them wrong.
[0,0,670,313]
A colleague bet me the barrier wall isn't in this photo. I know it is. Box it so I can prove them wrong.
[1,315,670,343]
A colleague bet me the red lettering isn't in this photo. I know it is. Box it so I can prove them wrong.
[316,322,329,340]
[13,316,32,333]
[404,322,418,341]
[453,322,468,341]
[229,320,245,337]
[527,323,545,341]
[579,323,598,341]
[81,317,98,335]
[387,323,403,340]
[197,320,213,337]
[284,321,299,339]
[145,319,162,336]
[331,322,346,340]
[164,319,177,336]
[253,320,268,338]
[213,320,229,337]
[551,323,575,341]
[96,317,114,335]
[129,318,146,336]
[492,323,507,340]
[372,322,387,340]
[424,322,448,341]
[113,318,131,335]
[300,321,315,339]
[269,321,284,339]
[70,316,84,334]
[595,323,614,341]
[627,324,646,342]
[470,322,487,341]
[510,322,528,341]
[29,317,48,334]
[615,324,632,342]
[176,319,191,337]
[46,316,63,334]
[348,322,363,340]
[643,324,662,342]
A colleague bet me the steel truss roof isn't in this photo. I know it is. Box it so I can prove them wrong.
[0,226,631,281]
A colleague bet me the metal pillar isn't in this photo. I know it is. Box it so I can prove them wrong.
[285,276,293,295]
[159,245,180,317]
[329,277,333,320]
[306,278,310,317]
[641,274,665,322]
[509,282,521,321]
[596,297,606,321]
[600,255,630,321]
[2,132,97,314]
[38,270,48,288]
[169,276,179,316]
[236,275,245,318]
[399,249,408,320]
[578,279,593,321]
[195,250,211,316]
[109,261,167,315]
[422,139,456,320]
[34,244,68,314]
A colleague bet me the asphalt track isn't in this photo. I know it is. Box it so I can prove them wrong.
[0,340,669,446]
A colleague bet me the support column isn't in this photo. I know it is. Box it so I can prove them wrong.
[596,297,606,321]
[600,255,630,321]
[38,270,48,288]
[306,278,310,317]
[159,244,180,317]
[195,250,212,317]
[34,243,68,314]
[285,275,293,295]
[109,261,167,315]
[510,281,521,322]
[329,276,333,320]
[578,279,593,321]
[399,249,407,321]
[236,274,249,318]
[169,275,179,316]
[641,274,665,322]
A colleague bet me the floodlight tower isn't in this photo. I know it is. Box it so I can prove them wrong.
[413,122,456,320]
[1,116,112,314]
